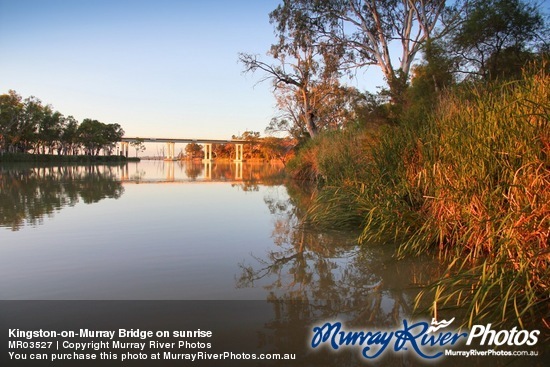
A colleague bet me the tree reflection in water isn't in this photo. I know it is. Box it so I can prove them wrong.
[0,164,124,231]
[237,180,445,366]
[183,161,203,180]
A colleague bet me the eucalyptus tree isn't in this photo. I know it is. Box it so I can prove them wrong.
[213,143,233,159]
[240,1,347,138]
[38,107,64,154]
[239,50,342,139]
[19,96,45,153]
[77,119,123,156]
[260,136,295,165]
[129,138,146,158]
[104,123,124,155]
[266,79,361,140]
[1,91,61,154]
[60,116,79,155]
[185,142,203,159]
[0,90,24,153]
[270,0,449,105]
[233,130,263,158]
[78,119,102,155]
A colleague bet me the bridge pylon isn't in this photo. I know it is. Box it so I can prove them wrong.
[202,143,213,162]
[165,142,176,161]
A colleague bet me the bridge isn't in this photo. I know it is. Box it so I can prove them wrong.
[119,137,248,161]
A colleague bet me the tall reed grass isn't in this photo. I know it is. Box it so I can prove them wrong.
[407,67,549,330]
[290,64,549,330]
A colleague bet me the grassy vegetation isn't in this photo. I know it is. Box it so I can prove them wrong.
[288,65,549,330]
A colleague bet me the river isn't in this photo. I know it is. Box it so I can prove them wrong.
[0,161,433,306]
[3,161,538,366]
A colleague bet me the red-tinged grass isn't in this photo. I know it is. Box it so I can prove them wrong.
[290,62,549,330]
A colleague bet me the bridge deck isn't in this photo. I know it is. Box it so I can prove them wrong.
[121,137,248,144]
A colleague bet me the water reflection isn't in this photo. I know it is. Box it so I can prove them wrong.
[234,181,452,365]
[120,160,285,186]
[0,162,286,231]
[1,162,543,365]
[238,180,446,363]
[0,164,124,231]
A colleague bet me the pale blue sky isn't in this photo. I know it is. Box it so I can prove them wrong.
[3,1,547,142]
[0,0,285,139]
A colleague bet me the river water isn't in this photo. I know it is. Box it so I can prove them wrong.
[0,161,436,309]
[1,161,546,367]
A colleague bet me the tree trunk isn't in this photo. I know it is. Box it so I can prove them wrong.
[304,111,317,138]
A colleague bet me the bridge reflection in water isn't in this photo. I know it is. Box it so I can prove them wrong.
[118,160,285,185]
[0,161,285,231]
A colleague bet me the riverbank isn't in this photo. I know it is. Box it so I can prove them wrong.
[0,153,140,163]
[287,66,549,332]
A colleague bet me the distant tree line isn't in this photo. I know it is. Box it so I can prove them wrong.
[0,90,124,155]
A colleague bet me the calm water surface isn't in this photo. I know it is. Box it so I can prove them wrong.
[2,161,546,367]
[0,161,437,316]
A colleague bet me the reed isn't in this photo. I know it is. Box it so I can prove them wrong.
[409,66,549,329]
[295,63,549,329]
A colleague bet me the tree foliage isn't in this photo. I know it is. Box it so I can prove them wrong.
[130,138,146,158]
[260,136,295,165]
[239,47,344,139]
[241,0,452,137]
[77,119,124,156]
[185,142,203,159]
[239,0,362,139]
[213,143,234,159]
[448,0,547,80]
[0,90,124,155]
[271,0,447,104]
[405,38,456,116]
[232,130,262,158]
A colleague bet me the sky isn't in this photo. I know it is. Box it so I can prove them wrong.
[0,0,289,140]
[2,1,548,144]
